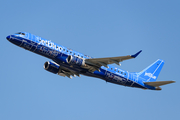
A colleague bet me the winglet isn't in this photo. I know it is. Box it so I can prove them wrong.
[131,50,142,58]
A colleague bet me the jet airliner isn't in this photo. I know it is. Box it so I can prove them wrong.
[6,32,175,90]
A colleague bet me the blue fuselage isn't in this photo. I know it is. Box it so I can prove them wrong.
[6,32,156,90]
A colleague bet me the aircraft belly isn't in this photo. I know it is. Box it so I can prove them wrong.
[131,83,147,89]
[105,71,127,86]
[93,69,106,78]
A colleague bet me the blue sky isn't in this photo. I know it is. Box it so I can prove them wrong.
[1,0,180,120]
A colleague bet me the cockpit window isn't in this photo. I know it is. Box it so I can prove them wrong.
[16,32,21,34]
[16,32,25,35]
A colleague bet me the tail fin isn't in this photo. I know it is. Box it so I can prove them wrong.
[138,59,164,82]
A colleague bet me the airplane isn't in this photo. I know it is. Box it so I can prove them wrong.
[6,32,175,90]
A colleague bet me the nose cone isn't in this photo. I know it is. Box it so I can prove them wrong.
[6,35,11,41]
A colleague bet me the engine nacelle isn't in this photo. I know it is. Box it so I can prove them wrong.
[58,54,70,63]
[44,61,59,74]
[67,55,85,66]
[58,54,85,66]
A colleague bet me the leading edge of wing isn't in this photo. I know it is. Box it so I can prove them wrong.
[86,50,142,62]
[85,50,142,68]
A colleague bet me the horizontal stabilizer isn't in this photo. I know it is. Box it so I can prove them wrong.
[144,81,175,87]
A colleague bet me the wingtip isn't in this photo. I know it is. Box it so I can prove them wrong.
[167,80,176,83]
[131,50,142,58]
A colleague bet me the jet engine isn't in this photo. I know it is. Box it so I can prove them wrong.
[58,54,85,66]
[44,61,59,74]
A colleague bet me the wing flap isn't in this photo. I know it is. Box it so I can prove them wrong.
[58,66,81,78]
[144,81,175,87]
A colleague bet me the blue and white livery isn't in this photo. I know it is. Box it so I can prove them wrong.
[6,32,175,90]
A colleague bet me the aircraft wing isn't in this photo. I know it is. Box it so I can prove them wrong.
[58,66,81,79]
[85,50,142,68]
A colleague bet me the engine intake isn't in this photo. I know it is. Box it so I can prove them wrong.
[67,55,85,66]
[67,55,72,63]
[58,54,85,66]
[44,61,59,74]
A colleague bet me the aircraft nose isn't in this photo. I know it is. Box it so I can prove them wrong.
[6,35,11,40]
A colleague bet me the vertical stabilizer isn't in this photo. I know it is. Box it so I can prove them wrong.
[138,59,164,82]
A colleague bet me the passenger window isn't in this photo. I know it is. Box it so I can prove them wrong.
[67,50,69,52]
[70,52,72,54]
[63,49,65,51]
[56,46,58,49]
[111,68,113,70]
[81,56,83,58]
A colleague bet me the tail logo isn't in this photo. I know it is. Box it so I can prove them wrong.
[145,72,156,79]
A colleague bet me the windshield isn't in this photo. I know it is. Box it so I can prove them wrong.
[15,32,25,35]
